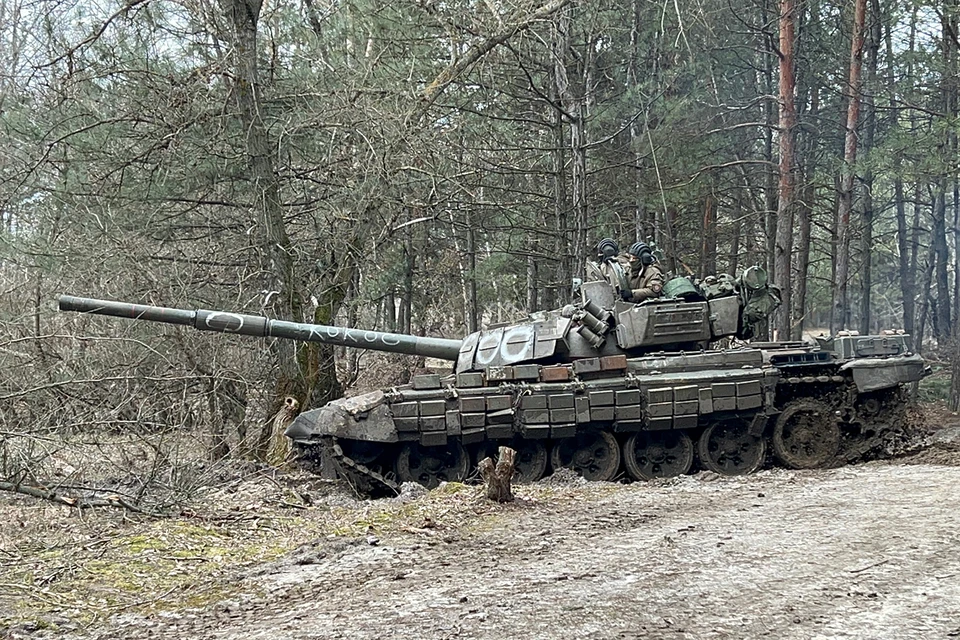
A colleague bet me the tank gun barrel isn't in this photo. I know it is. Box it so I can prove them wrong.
[58,295,464,361]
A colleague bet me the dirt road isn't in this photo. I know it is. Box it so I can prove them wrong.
[72,439,960,640]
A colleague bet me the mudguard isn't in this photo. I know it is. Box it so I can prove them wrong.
[839,354,927,392]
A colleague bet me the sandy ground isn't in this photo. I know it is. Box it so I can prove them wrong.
[29,428,956,640]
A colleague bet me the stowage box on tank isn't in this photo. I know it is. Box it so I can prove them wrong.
[58,266,927,494]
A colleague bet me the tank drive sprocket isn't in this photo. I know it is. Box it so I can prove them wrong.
[305,436,401,497]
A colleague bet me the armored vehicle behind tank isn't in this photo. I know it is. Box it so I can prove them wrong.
[59,266,927,494]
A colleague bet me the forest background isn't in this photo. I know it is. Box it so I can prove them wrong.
[1,0,958,481]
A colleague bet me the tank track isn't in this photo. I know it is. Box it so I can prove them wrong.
[296,437,401,497]
[772,378,913,468]
[844,386,916,462]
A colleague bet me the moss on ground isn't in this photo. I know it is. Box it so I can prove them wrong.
[0,510,320,631]
[0,479,499,633]
[0,474,621,635]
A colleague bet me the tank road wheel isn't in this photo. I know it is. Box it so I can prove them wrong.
[697,421,766,476]
[473,440,549,483]
[773,401,841,469]
[395,441,470,489]
[623,431,695,480]
[857,396,883,420]
[513,440,549,483]
[550,430,621,482]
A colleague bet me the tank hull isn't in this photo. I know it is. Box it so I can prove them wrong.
[287,335,928,489]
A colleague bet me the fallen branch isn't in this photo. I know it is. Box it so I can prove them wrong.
[849,559,888,574]
[0,581,72,608]
[0,481,167,517]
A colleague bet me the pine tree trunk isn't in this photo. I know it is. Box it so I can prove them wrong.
[791,0,820,340]
[526,254,538,314]
[729,192,742,275]
[933,189,951,340]
[763,0,777,285]
[833,0,867,332]
[465,214,479,332]
[945,5,959,347]
[700,193,717,277]
[915,244,937,355]
[551,67,569,309]
[554,10,585,304]
[759,0,777,341]
[400,232,415,335]
[894,176,915,335]
[792,181,813,340]
[663,207,680,275]
[858,0,881,335]
[628,0,653,243]
[774,0,799,340]
[219,0,319,434]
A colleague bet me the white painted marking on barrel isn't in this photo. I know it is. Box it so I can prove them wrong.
[206,312,244,332]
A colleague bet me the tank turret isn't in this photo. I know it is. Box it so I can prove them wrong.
[59,269,780,373]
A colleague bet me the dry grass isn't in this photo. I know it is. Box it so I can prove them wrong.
[0,457,581,636]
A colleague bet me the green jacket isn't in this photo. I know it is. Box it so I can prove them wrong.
[629,263,665,302]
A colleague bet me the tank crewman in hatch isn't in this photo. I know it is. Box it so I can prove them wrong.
[585,238,632,296]
[625,241,664,303]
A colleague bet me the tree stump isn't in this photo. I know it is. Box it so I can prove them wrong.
[478,446,516,502]
[265,397,299,467]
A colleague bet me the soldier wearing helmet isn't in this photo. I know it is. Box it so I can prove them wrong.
[586,238,632,296]
[625,241,664,303]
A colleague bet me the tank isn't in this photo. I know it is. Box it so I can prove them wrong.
[58,268,928,495]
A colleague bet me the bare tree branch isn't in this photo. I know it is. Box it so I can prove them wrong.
[413,0,575,120]
[39,0,154,70]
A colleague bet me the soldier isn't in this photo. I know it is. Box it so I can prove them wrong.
[586,238,631,295]
[625,241,664,303]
